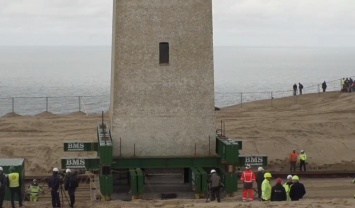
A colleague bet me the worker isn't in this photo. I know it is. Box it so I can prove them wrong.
[7,166,23,208]
[261,172,272,201]
[256,167,264,201]
[64,169,79,208]
[240,164,256,201]
[299,150,307,172]
[48,167,61,208]
[208,169,223,203]
[271,178,287,201]
[283,175,293,201]
[289,175,306,201]
[0,167,6,208]
[28,179,42,202]
[289,149,298,172]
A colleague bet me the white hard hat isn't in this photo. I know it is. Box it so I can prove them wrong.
[301,150,304,153]
[33,179,37,182]
[0,167,3,171]
[287,175,293,180]
[53,167,59,172]
[258,167,264,171]
[210,169,216,174]
[245,164,251,169]
[66,169,71,173]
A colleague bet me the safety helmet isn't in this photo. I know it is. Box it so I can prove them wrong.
[33,179,37,183]
[53,167,59,172]
[66,169,71,173]
[264,172,272,178]
[0,167,3,171]
[245,164,251,169]
[292,175,299,181]
[9,166,15,173]
[300,150,304,153]
[257,167,264,172]
[287,175,293,180]
[210,169,216,174]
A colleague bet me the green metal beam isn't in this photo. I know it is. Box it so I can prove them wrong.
[112,156,220,169]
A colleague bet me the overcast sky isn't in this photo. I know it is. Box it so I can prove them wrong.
[1,0,355,47]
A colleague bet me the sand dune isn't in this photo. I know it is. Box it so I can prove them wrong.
[217,91,355,172]
[1,91,355,207]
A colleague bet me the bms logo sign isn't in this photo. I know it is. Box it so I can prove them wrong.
[67,143,85,151]
[66,159,85,169]
[245,156,264,166]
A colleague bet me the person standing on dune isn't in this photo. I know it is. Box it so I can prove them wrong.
[289,149,298,172]
[293,84,297,96]
[299,150,307,172]
[299,83,304,95]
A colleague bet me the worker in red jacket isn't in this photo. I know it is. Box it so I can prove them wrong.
[240,164,256,201]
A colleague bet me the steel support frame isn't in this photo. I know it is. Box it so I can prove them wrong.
[112,156,220,169]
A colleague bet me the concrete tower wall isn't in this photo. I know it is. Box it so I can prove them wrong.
[110,0,215,157]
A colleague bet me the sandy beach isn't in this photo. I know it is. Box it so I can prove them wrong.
[1,91,355,207]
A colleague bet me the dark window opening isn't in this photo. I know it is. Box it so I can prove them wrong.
[159,42,169,64]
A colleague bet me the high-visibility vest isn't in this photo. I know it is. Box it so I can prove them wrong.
[299,153,307,161]
[261,179,271,200]
[30,184,41,196]
[240,170,256,183]
[8,173,20,188]
[283,182,292,201]
[290,153,298,162]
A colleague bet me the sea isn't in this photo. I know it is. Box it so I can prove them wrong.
[0,46,354,116]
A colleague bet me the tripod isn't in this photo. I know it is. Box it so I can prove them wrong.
[60,184,71,207]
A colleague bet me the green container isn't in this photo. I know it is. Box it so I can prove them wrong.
[99,175,113,196]
[216,138,239,163]
[99,145,112,165]
[128,169,138,194]
[190,167,201,192]
[97,123,113,165]
[223,172,238,193]
[0,158,25,201]
[196,167,207,192]
[135,169,144,194]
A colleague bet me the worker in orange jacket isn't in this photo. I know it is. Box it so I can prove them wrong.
[240,164,256,201]
[289,149,298,172]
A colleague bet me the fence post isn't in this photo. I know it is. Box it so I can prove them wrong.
[240,93,243,108]
[78,96,81,112]
[270,92,273,107]
[46,97,49,112]
[12,98,14,113]
[318,84,320,97]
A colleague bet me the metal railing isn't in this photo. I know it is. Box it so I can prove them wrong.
[0,77,353,117]
[0,95,109,117]
[215,76,354,108]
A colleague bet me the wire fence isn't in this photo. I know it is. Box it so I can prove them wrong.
[0,77,353,117]
[0,95,110,117]
[215,76,355,108]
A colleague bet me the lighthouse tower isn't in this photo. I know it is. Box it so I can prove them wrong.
[110,0,215,157]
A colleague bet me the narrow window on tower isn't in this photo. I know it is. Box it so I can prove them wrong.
[159,42,169,64]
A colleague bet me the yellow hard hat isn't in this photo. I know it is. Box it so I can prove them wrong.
[264,172,272,178]
[292,175,299,181]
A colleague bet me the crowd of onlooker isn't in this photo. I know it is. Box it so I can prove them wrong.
[341,78,355,92]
